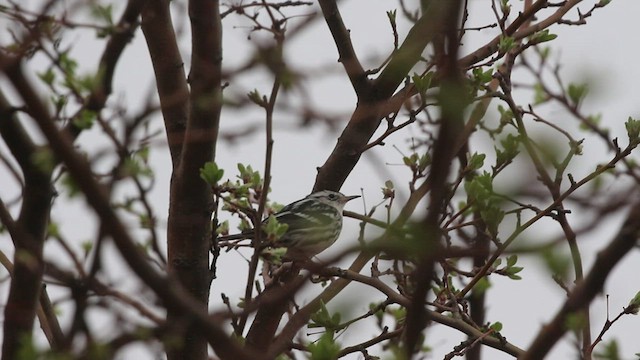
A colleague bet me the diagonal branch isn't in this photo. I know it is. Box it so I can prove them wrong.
[460,0,582,68]
[266,178,432,357]
[317,0,368,94]
[521,199,640,360]
[313,1,452,192]
[67,0,148,137]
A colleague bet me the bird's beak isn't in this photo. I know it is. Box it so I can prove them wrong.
[344,195,360,203]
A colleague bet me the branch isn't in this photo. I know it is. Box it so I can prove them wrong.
[403,1,465,355]
[159,0,224,358]
[460,0,582,68]
[317,0,368,94]
[266,178,432,357]
[313,0,452,192]
[521,199,640,359]
[0,52,258,360]
[66,0,147,137]
[140,0,190,163]
[0,89,56,358]
[457,141,637,300]
[0,199,63,352]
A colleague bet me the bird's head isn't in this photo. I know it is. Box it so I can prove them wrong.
[307,190,360,210]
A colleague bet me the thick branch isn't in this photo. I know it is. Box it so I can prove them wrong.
[317,0,368,94]
[141,0,190,164]
[161,0,224,358]
[0,90,55,358]
[313,1,451,192]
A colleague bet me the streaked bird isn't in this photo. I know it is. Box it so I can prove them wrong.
[219,190,360,259]
[270,190,360,258]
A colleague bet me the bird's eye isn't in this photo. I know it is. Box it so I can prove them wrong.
[328,194,337,200]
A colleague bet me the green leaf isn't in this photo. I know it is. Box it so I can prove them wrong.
[61,174,80,198]
[528,29,558,45]
[200,161,224,186]
[46,222,60,238]
[472,67,493,84]
[489,322,503,332]
[238,218,251,232]
[541,247,571,281]
[627,291,640,315]
[386,9,397,24]
[506,266,523,280]
[412,72,434,97]
[59,52,78,76]
[90,3,114,25]
[565,312,586,333]
[382,180,395,199]
[123,156,153,178]
[37,68,56,86]
[247,89,265,107]
[498,36,516,53]
[73,109,96,130]
[533,83,547,105]
[468,152,486,171]
[473,276,491,295]
[310,301,341,331]
[481,205,504,237]
[567,83,588,106]
[497,105,515,126]
[594,339,620,360]
[418,153,431,172]
[30,148,55,174]
[495,133,520,169]
[216,220,230,236]
[308,332,341,360]
[81,240,93,255]
[583,114,602,132]
[264,216,288,240]
[625,117,640,146]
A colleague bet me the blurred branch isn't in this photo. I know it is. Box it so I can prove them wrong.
[0,51,258,360]
[522,198,640,359]
[0,200,64,351]
[66,0,148,138]
[403,1,465,356]
[0,89,56,358]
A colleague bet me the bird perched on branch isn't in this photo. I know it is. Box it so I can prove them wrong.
[219,190,360,259]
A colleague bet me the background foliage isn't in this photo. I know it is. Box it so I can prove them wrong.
[1,0,639,359]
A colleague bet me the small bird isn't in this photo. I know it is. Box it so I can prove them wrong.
[270,190,360,258]
[218,190,360,259]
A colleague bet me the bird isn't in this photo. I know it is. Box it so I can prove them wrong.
[269,190,360,258]
[219,190,360,259]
